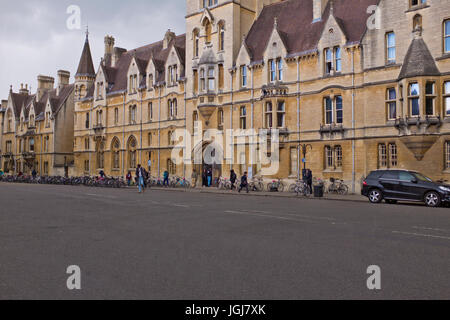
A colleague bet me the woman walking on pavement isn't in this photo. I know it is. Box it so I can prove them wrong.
[136,164,146,193]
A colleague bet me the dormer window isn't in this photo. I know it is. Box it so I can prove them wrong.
[7,110,13,132]
[148,73,154,88]
[241,65,247,87]
[30,114,35,127]
[168,65,178,86]
[129,75,138,94]
[96,82,104,99]
[268,58,283,82]
[204,20,212,44]
[45,112,51,128]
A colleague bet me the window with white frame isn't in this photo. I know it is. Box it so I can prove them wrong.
[240,106,247,129]
[268,58,282,82]
[334,47,342,72]
[389,143,398,167]
[265,102,273,128]
[208,67,215,91]
[324,96,343,125]
[241,65,247,87]
[200,69,205,91]
[425,82,436,116]
[386,32,396,63]
[409,82,420,116]
[325,48,333,74]
[129,105,137,124]
[386,88,397,120]
[444,81,450,116]
[378,144,388,168]
[445,20,450,54]
[325,146,334,169]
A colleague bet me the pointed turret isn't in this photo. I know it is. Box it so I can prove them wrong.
[76,30,96,78]
[398,38,440,81]
[75,29,96,100]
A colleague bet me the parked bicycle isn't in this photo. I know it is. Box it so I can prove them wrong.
[249,176,264,192]
[289,180,311,197]
[327,178,349,195]
[267,179,286,192]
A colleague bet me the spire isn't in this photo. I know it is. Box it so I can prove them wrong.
[76,31,96,78]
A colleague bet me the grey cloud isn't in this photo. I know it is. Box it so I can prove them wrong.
[0,0,186,99]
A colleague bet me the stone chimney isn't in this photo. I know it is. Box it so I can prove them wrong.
[57,70,70,96]
[104,35,115,67]
[1,100,8,110]
[19,83,30,95]
[37,75,55,101]
[112,47,127,68]
[313,0,329,22]
[163,29,176,50]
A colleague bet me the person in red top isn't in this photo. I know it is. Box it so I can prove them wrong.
[126,171,132,186]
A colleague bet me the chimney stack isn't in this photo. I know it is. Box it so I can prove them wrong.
[37,75,55,101]
[112,47,126,68]
[163,29,176,50]
[104,35,115,67]
[57,70,70,95]
[313,0,329,22]
[19,83,30,95]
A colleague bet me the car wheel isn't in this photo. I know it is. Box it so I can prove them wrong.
[368,189,383,204]
[424,191,441,208]
[385,199,397,204]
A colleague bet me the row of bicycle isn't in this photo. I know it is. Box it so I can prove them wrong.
[216,176,349,195]
[0,173,349,195]
[0,174,127,188]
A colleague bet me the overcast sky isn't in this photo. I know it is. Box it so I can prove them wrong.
[0,0,186,100]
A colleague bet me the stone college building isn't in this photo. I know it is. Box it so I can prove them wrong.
[1,0,450,192]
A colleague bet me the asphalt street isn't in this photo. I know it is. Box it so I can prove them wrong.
[0,183,449,299]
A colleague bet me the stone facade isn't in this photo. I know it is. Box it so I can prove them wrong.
[4,0,448,193]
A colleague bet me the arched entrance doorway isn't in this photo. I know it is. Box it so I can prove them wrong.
[193,140,223,187]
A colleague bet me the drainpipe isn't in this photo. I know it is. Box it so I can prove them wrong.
[158,86,161,178]
[122,93,126,176]
[229,69,234,170]
[351,48,356,194]
[296,57,301,181]
[139,88,143,166]
[184,79,187,179]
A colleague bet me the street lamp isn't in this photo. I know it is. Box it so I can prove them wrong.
[297,144,312,181]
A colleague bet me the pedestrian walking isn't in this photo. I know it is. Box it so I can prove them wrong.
[238,172,249,194]
[147,158,152,174]
[307,169,313,195]
[207,168,213,187]
[136,164,145,193]
[230,169,237,190]
[32,169,37,180]
[202,169,207,187]
[126,171,132,186]
[163,170,170,187]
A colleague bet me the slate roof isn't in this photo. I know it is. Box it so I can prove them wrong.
[245,0,379,61]
[86,34,186,97]
[76,36,96,77]
[398,38,440,80]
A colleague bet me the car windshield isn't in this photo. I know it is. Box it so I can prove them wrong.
[412,172,433,182]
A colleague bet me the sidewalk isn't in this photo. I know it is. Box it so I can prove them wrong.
[148,186,367,203]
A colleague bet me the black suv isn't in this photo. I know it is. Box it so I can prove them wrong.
[362,170,450,207]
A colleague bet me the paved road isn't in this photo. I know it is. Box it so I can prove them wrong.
[0,183,449,299]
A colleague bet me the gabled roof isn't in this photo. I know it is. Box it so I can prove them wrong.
[76,35,96,77]
[245,0,378,61]
[86,33,186,96]
[398,38,440,80]
[10,93,34,119]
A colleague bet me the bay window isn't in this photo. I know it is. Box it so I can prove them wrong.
[425,82,435,116]
[265,102,273,128]
[277,101,285,128]
[444,81,450,116]
[409,83,420,116]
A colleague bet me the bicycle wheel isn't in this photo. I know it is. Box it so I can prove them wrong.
[338,184,349,195]
[278,183,285,193]
[266,183,273,192]
[289,184,296,193]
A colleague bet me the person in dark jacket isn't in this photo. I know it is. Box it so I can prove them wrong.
[136,165,146,193]
[230,170,237,190]
[306,169,313,194]
[163,170,170,187]
[126,171,132,186]
[238,172,249,194]
[202,169,207,187]
[207,168,213,187]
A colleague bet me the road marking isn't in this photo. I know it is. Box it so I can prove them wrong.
[224,210,319,224]
[240,209,337,222]
[173,204,190,208]
[412,226,450,233]
[392,231,450,241]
